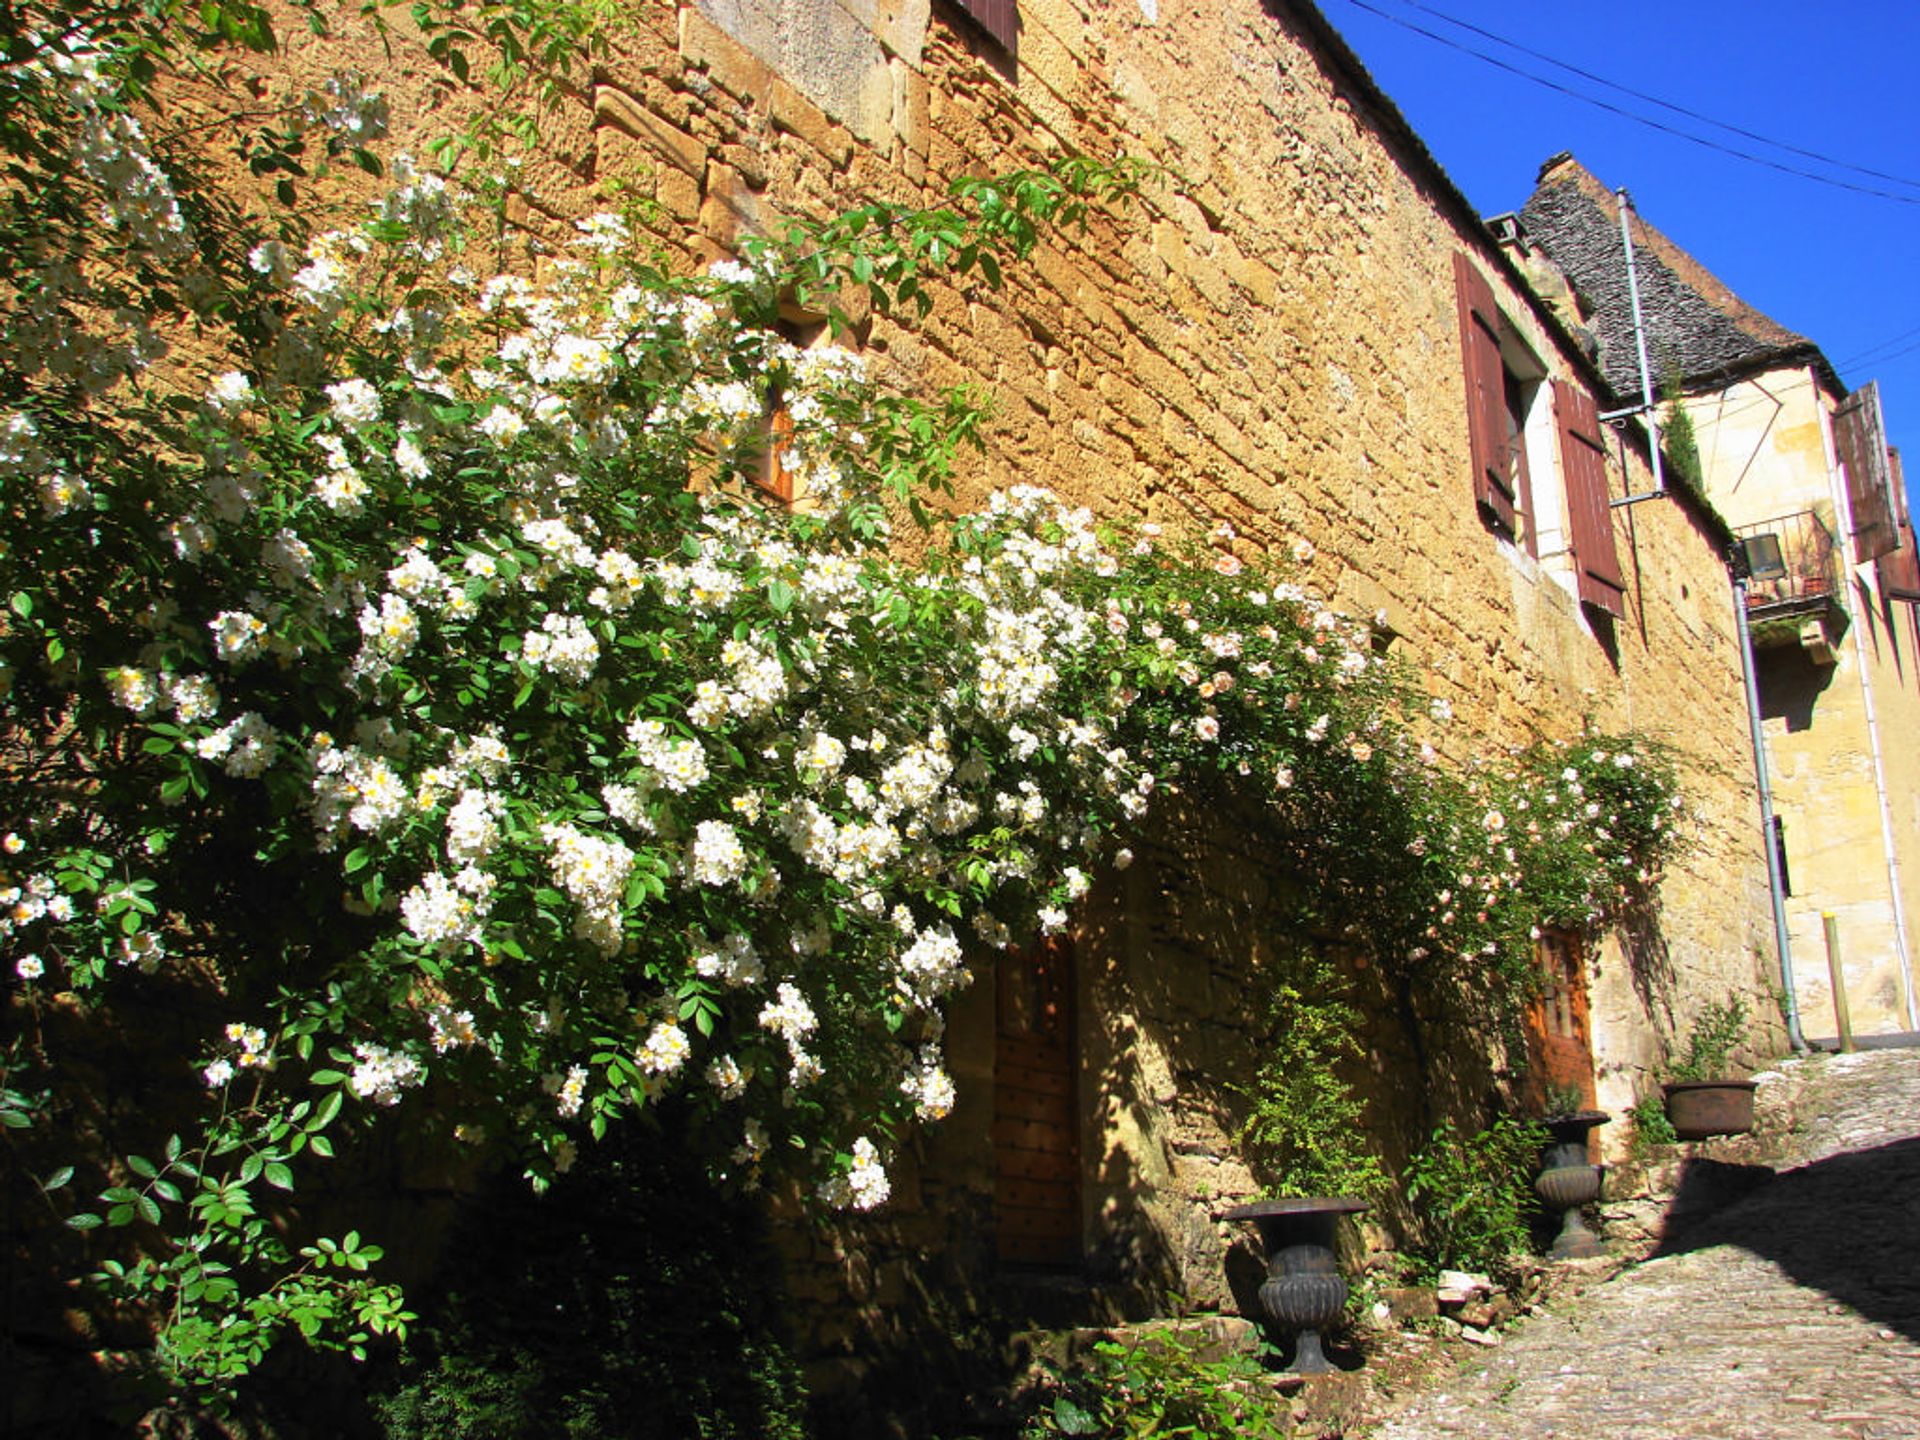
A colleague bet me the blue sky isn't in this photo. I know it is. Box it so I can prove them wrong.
[1320,0,1920,514]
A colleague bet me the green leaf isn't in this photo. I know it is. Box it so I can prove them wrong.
[66,1213,103,1231]
[263,1162,294,1191]
[1053,1397,1098,1435]
[44,1166,74,1191]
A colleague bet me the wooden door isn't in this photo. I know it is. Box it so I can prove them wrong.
[1522,930,1597,1118]
[993,937,1080,1268]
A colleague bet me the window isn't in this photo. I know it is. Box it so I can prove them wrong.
[949,0,1018,51]
[1455,254,1626,619]
[747,313,837,508]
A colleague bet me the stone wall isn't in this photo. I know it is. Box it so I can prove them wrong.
[136,0,1784,1422]
[430,0,1775,1412]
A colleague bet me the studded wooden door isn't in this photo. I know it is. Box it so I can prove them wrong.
[993,937,1080,1268]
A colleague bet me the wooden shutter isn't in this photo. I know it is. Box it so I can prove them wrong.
[1453,253,1515,532]
[1554,379,1626,617]
[1835,381,1897,562]
[753,399,796,504]
[952,0,1018,50]
[1879,519,1920,603]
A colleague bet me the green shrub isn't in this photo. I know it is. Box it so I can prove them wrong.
[1238,953,1389,1202]
[1403,1116,1546,1277]
[1670,996,1750,1081]
[368,1110,809,1440]
[1020,1334,1289,1440]
[1628,1091,1677,1155]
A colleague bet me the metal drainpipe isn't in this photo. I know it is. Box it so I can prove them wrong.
[1733,565,1808,1051]
[1618,188,1665,498]
[1820,407,1920,1031]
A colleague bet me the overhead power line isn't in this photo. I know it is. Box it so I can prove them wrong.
[1835,321,1920,372]
[1370,0,1920,196]
[1334,0,1920,207]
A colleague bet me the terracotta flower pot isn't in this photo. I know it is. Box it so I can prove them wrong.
[1224,1197,1368,1374]
[1663,1079,1757,1140]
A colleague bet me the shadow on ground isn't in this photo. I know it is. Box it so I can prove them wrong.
[1654,1136,1920,1343]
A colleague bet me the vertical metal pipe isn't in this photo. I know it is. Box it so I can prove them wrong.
[1734,569,1807,1050]
[1617,189,1666,496]
[1823,912,1855,1053]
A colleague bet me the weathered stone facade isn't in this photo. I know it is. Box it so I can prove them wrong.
[1526,155,1920,1043]
[211,0,1785,1423]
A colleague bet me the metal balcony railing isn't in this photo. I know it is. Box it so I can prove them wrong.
[1736,510,1840,612]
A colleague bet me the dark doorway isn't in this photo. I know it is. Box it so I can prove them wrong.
[993,937,1080,1268]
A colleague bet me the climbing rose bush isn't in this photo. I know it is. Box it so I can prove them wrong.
[0,5,1686,1389]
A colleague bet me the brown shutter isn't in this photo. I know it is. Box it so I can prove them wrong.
[1454,253,1515,531]
[1554,379,1627,617]
[952,0,1018,50]
[1835,381,1897,562]
[1878,454,1920,605]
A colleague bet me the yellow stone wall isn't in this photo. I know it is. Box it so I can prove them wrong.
[237,0,1786,1409]
[1685,366,1920,1038]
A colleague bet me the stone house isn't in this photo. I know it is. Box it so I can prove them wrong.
[1522,154,1920,1043]
[122,0,1786,1426]
[553,2,1783,1420]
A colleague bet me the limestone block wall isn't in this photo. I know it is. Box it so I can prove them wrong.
[562,0,1779,1403]
[202,0,1782,1412]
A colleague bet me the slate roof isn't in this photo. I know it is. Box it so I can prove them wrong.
[1520,154,1837,399]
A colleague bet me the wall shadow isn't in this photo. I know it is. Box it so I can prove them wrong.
[1654,1137,1920,1343]
[1756,644,1838,735]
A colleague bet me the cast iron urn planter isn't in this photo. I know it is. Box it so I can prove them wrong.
[1534,1110,1608,1260]
[1224,1197,1368,1374]
[1663,1079,1758,1140]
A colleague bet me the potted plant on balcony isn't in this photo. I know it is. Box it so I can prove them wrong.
[1662,997,1758,1140]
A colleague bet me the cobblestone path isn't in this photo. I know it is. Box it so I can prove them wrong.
[1375,1049,1920,1440]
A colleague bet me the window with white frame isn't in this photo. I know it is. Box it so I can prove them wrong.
[1454,253,1626,618]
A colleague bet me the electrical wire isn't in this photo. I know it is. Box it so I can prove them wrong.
[1366,0,1920,196]
[1835,322,1920,372]
[1333,0,1920,207]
